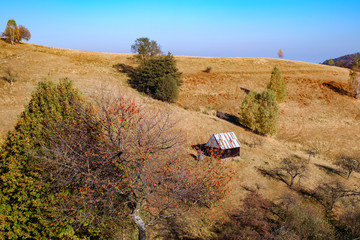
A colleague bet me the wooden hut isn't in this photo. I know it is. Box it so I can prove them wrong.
[205,132,241,159]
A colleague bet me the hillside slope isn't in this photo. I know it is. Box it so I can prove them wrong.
[322,52,360,68]
[1,40,359,238]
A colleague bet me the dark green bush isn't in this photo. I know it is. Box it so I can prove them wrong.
[154,75,179,102]
[0,79,107,239]
[129,53,182,102]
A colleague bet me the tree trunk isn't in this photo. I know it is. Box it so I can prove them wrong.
[289,176,294,188]
[347,170,352,180]
[132,208,147,240]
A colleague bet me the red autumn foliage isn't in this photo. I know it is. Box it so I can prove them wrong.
[37,90,230,239]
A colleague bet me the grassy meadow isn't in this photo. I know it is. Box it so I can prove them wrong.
[1,39,359,238]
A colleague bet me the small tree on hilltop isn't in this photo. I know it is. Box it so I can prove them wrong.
[130,53,182,102]
[267,66,287,103]
[131,37,162,63]
[278,49,284,58]
[328,58,334,66]
[2,19,20,44]
[240,89,279,135]
[19,25,31,41]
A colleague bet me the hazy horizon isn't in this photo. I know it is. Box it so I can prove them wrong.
[1,0,360,63]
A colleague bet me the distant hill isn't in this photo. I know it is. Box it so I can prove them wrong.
[322,52,360,68]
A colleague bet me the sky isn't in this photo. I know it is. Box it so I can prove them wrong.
[1,0,360,63]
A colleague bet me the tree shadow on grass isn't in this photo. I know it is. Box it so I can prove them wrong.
[112,63,135,74]
[216,111,265,136]
[257,167,288,186]
[158,216,201,240]
[314,163,343,177]
[240,87,250,94]
[323,81,351,97]
[295,187,316,199]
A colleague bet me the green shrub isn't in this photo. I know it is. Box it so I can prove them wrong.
[0,79,105,239]
[129,53,182,102]
[239,89,279,135]
[154,75,179,102]
[267,66,287,103]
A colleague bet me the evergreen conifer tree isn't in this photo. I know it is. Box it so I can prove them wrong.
[267,66,287,103]
[0,79,101,239]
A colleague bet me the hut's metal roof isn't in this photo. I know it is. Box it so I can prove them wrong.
[206,132,241,150]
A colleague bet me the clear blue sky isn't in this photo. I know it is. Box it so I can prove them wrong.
[1,0,359,63]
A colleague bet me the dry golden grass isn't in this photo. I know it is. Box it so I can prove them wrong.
[1,41,359,237]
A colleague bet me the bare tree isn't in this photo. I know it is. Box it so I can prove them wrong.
[314,181,360,215]
[1,68,17,86]
[276,155,307,188]
[305,148,317,164]
[335,155,360,180]
[37,91,230,240]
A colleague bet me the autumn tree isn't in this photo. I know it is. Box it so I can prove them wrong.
[19,25,31,41]
[37,90,230,240]
[328,58,334,66]
[347,55,360,99]
[267,66,287,103]
[131,37,162,63]
[129,53,182,102]
[335,155,360,180]
[239,89,279,135]
[2,19,20,44]
[278,49,284,58]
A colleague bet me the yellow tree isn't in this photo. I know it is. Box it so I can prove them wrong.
[2,19,20,44]
[348,54,360,99]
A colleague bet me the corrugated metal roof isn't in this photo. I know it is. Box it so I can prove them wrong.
[206,132,241,149]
